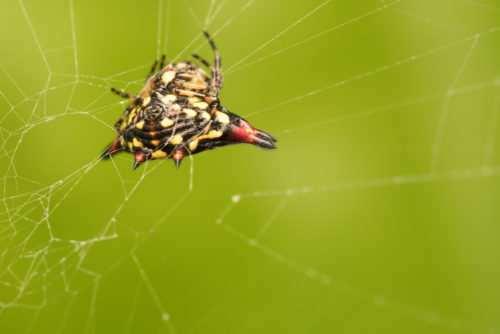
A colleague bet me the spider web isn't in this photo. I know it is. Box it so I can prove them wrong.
[1,0,500,333]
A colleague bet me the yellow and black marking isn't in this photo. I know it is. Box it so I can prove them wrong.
[101,31,276,170]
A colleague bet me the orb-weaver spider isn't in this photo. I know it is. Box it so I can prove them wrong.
[102,31,276,169]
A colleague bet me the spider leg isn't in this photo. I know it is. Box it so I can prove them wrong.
[191,53,219,96]
[146,54,167,81]
[147,59,159,80]
[110,87,136,99]
[191,53,215,74]
[202,31,223,92]
[158,54,166,71]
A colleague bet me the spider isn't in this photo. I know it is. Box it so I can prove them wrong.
[102,31,276,169]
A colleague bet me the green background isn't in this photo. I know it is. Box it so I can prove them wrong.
[1,0,500,333]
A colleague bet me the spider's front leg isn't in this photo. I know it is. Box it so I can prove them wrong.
[202,30,223,93]
[146,54,166,80]
[110,87,137,99]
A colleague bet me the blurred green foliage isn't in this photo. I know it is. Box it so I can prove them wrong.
[1,0,500,333]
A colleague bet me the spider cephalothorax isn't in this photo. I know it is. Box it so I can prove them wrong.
[102,31,276,169]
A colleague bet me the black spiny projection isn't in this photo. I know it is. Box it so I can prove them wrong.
[102,31,276,169]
